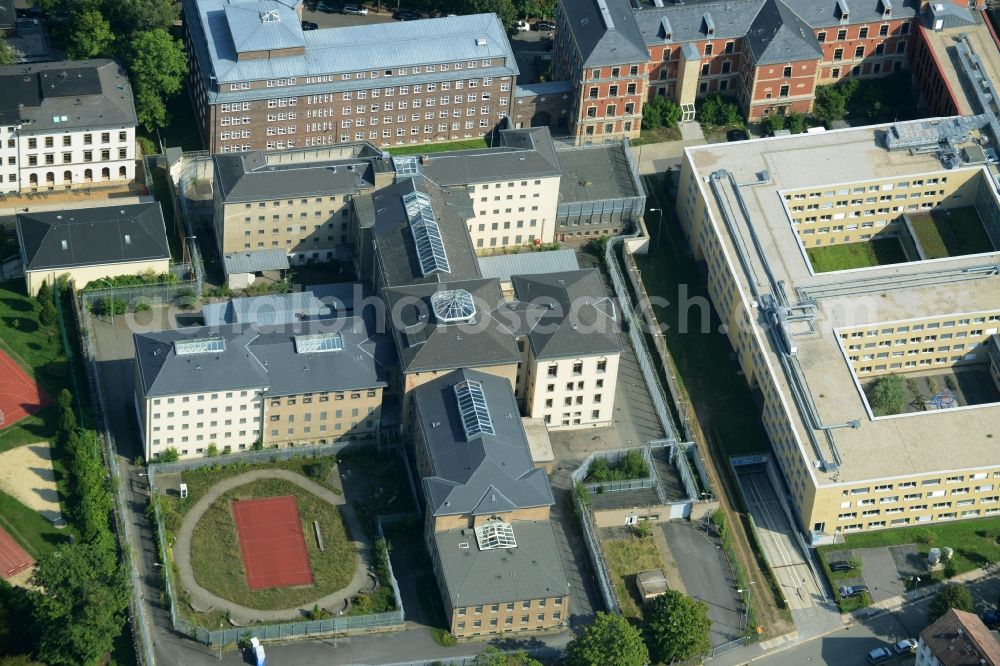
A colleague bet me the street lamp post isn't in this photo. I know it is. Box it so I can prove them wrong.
[648,208,664,250]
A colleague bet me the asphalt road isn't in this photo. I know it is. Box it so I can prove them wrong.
[755,571,1000,666]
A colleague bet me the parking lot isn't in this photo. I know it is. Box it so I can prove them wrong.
[825,545,924,604]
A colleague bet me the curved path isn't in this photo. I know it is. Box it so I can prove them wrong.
[173,469,372,623]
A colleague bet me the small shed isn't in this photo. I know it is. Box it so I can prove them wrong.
[636,569,668,600]
[223,249,289,290]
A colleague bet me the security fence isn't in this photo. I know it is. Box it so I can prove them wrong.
[147,438,374,475]
[571,446,657,495]
[572,487,619,616]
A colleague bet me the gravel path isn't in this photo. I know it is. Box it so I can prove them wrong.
[173,469,372,624]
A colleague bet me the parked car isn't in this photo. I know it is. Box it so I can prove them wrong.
[342,4,368,15]
[726,128,749,142]
[301,20,319,30]
[393,9,421,20]
[533,20,556,31]
[515,20,531,31]
[984,609,1000,628]
[316,0,335,11]
[828,560,854,572]
[839,584,869,598]
[866,646,893,664]
[893,638,918,654]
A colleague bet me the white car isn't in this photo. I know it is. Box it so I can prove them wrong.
[893,638,918,654]
[342,4,368,15]
[515,20,530,31]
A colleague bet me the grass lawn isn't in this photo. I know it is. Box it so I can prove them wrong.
[635,175,771,456]
[602,534,661,621]
[387,138,488,156]
[189,476,356,611]
[806,237,908,273]
[0,486,72,558]
[633,125,682,145]
[909,207,995,260]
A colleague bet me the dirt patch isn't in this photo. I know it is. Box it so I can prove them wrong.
[0,443,62,523]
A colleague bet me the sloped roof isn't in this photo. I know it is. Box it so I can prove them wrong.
[213,150,375,203]
[224,0,304,54]
[746,0,823,65]
[562,0,650,67]
[509,269,622,360]
[17,203,169,273]
[416,128,561,187]
[920,609,1000,666]
[415,368,554,517]
[477,249,579,283]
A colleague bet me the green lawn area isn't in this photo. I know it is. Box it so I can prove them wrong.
[635,174,771,456]
[602,535,661,621]
[387,138,489,156]
[806,237,908,273]
[0,486,72,558]
[820,518,1000,579]
[633,125,682,145]
[189,476,356,611]
[908,207,995,260]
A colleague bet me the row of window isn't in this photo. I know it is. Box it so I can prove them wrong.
[840,316,998,341]
[23,149,127,166]
[24,131,127,149]
[837,507,991,532]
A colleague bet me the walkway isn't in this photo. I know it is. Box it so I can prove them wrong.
[632,122,706,175]
[173,469,372,624]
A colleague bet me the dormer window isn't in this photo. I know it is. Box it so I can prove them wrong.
[836,0,850,21]
[703,12,715,36]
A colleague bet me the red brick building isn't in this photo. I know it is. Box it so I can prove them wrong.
[554,0,985,144]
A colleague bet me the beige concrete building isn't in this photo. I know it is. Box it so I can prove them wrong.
[676,117,1000,542]
[413,369,569,639]
[133,317,391,460]
[16,202,170,296]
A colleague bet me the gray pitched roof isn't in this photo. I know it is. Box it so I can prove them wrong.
[416,128,561,186]
[134,317,392,398]
[214,151,376,203]
[16,203,169,273]
[224,0,304,53]
[509,269,622,360]
[222,249,290,275]
[562,0,650,67]
[746,0,823,65]
[477,249,579,283]
[370,176,480,288]
[415,368,554,517]
[0,59,136,130]
[434,521,569,607]
[202,284,355,326]
[384,279,520,373]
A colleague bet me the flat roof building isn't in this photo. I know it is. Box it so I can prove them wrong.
[677,117,1000,541]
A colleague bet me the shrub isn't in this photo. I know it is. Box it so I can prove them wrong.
[870,374,905,416]
[632,521,652,538]
[155,447,180,463]
[696,94,741,128]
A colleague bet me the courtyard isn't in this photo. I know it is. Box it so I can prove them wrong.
[862,366,1000,416]
[907,207,996,260]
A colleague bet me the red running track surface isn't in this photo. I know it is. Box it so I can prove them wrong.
[0,349,51,430]
[0,524,33,579]
[231,495,313,590]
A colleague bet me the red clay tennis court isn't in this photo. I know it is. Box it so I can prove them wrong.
[231,495,313,590]
[0,525,33,579]
[0,349,51,429]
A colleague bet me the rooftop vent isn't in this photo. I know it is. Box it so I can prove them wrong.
[124,234,131,245]
[260,8,281,23]
[60,239,68,250]
[476,37,487,46]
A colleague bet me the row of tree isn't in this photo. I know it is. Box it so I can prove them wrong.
[565,592,712,666]
[371,0,555,28]
[34,0,188,131]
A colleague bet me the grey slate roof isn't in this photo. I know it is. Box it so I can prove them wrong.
[562,0,650,67]
[16,203,169,272]
[383,279,520,373]
[214,151,376,203]
[415,368,554,517]
[134,317,392,398]
[370,176,480,288]
[184,0,518,95]
[203,283,356,326]
[509,269,622,360]
[0,59,136,131]
[477,249,579,283]
[434,521,569,607]
[222,249,290,274]
[629,0,920,49]
[224,0,303,53]
[416,128,561,186]
[746,0,823,65]
[925,1,977,30]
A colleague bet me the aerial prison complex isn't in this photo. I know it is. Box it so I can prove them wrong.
[132,127,644,461]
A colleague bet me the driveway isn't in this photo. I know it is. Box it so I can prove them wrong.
[857,547,906,603]
[663,521,743,647]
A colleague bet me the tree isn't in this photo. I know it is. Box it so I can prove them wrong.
[468,0,518,33]
[31,544,129,666]
[56,389,77,439]
[155,447,180,463]
[760,114,785,137]
[787,112,806,134]
[106,0,179,35]
[870,373,905,416]
[37,281,56,327]
[642,95,682,130]
[565,612,648,666]
[66,429,113,545]
[644,590,712,663]
[929,584,974,622]
[696,94,741,128]
[0,39,15,66]
[65,10,115,59]
[127,29,188,131]
[473,646,543,666]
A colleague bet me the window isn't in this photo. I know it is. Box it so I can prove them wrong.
[704,43,713,56]
[817,31,826,42]
[859,26,868,38]
[834,48,844,61]
[783,66,792,77]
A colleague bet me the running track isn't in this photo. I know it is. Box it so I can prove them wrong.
[0,349,51,429]
[0,524,33,579]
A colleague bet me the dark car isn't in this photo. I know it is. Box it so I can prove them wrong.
[866,646,893,664]
[301,20,319,30]
[533,20,556,31]
[839,584,869,598]
[316,0,335,11]
[393,9,422,20]
[726,128,749,142]
[984,610,1000,628]
[828,560,854,572]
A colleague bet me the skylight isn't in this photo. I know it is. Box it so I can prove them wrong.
[174,337,225,356]
[294,332,343,354]
[393,156,419,177]
[454,379,494,439]
[260,9,281,23]
[431,289,475,324]
[404,190,451,276]
[475,519,516,550]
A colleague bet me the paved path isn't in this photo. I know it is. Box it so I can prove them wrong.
[173,469,372,624]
